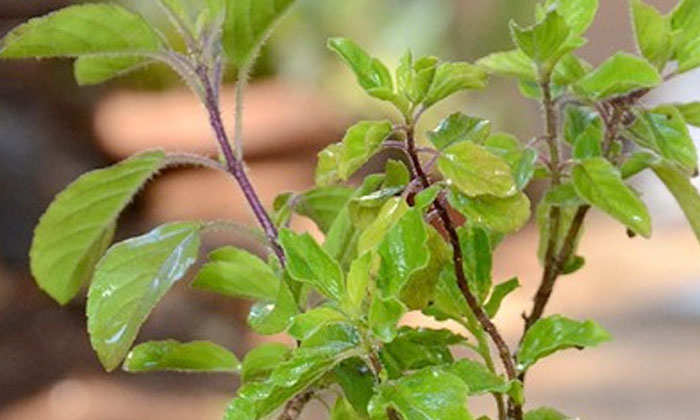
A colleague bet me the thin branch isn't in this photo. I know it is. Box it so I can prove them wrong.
[165,152,226,171]
[402,125,522,419]
[198,67,285,264]
[277,390,314,420]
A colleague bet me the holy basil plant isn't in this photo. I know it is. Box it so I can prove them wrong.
[3,0,700,419]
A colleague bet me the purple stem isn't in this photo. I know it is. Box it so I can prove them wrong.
[200,69,286,264]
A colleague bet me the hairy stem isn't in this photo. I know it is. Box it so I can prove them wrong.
[199,68,286,264]
[277,390,314,420]
[403,125,522,419]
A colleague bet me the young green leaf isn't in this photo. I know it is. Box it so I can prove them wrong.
[539,0,599,36]
[397,51,439,104]
[316,143,344,186]
[628,105,698,175]
[295,187,354,234]
[0,4,162,59]
[74,55,153,86]
[630,0,674,70]
[87,222,202,371]
[621,151,659,179]
[337,120,393,181]
[192,247,279,301]
[357,198,410,253]
[574,52,661,100]
[477,49,537,80]
[225,324,362,420]
[423,62,488,107]
[381,327,462,378]
[484,133,539,190]
[123,340,240,373]
[460,226,493,303]
[30,150,166,305]
[517,315,611,370]
[368,367,474,420]
[289,306,348,341]
[677,102,700,128]
[223,0,296,69]
[652,163,700,246]
[342,252,375,316]
[376,210,430,298]
[400,226,452,310]
[334,358,376,417]
[280,229,345,301]
[448,189,531,234]
[510,10,576,72]
[536,184,586,267]
[241,343,291,383]
[563,105,599,145]
[369,295,408,343]
[446,359,512,395]
[669,0,700,73]
[572,119,603,160]
[484,277,520,318]
[572,157,652,238]
[423,265,468,323]
[247,280,299,335]
[438,142,517,198]
[428,113,491,150]
[524,407,575,420]
[331,396,364,420]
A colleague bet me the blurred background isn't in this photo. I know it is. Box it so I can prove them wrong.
[1,0,699,419]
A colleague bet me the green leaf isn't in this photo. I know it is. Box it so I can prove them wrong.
[400,226,452,310]
[328,37,393,92]
[334,358,376,416]
[0,4,162,59]
[123,340,240,373]
[397,51,439,104]
[74,55,152,86]
[572,118,603,160]
[448,189,531,234]
[369,295,407,343]
[30,151,165,305]
[225,324,362,420]
[517,315,611,370]
[429,113,491,150]
[677,102,700,128]
[316,143,344,187]
[332,397,365,420]
[192,247,279,301]
[415,186,441,213]
[342,252,376,316]
[296,187,354,234]
[652,163,700,246]
[357,198,410,253]
[383,160,411,188]
[241,343,291,383]
[510,10,575,71]
[628,105,698,175]
[630,0,674,70]
[574,52,661,100]
[484,133,538,190]
[535,183,586,267]
[459,226,493,303]
[289,306,348,341]
[423,265,468,323]
[223,0,296,68]
[525,407,574,420]
[338,121,393,181]
[87,222,201,371]
[368,367,474,420]
[670,0,700,73]
[621,151,659,179]
[572,157,652,238]
[563,105,599,145]
[377,210,430,298]
[423,62,488,107]
[446,359,512,395]
[160,0,226,36]
[477,49,537,80]
[438,142,517,198]
[280,229,345,301]
[539,0,599,35]
[381,327,462,378]
[247,279,298,335]
[484,277,520,318]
